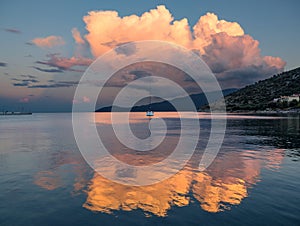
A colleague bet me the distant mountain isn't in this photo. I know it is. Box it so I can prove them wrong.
[96,89,237,112]
[222,67,300,111]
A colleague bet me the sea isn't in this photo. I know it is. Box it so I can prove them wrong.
[0,113,299,226]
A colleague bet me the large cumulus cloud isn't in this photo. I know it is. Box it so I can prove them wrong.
[202,32,285,87]
[83,5,192,57]
[81,5,285,88]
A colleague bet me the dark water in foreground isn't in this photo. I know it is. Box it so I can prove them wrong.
[0,113,299,226]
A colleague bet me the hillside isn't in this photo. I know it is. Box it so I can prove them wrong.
[96,89,237,112]
[224,67,300,111]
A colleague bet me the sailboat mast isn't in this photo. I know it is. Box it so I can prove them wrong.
[146,76,154,117]
[149,76,151,110]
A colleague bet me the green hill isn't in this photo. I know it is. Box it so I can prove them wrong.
[224,67,300,111]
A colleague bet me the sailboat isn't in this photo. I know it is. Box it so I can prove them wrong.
[146,108,154,117]
[146,77,154,117]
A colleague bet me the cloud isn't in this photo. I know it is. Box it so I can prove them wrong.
[11,77,40,87]
[202,32,286,87]
[19,97,29,103]
[82,6,246,57]
[4,28,21,34]
[28,80,79,88]
[192,13,244,54]
[83,5,192,57]
[10,74,78,89]
[72,28,85,45]
[25,42,34,46]
[129,70,151,78]
[114,43,137,56]
[81,5,285,87]
[73,96,92,104]
[102,61,194,98]
[13,82,29,87]
[33,66,63,73]
[12,78,39,83]
[0,62,7,67]
[31,36,65,48]
[83,96,91,103]
[20,74,37,79]
[36,54,92,72]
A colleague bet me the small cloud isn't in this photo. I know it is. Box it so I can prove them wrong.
[11,78,39,83]
[115,43,136,56]
[102,41,131,48]
[36,54,92,72]
[73,96,91,104]
[72,28,85,45]
[129,70,151,78]
[72,99,79,104]
[19,97,29,103]
[4,28,21,34]
[25,54,33,58]
[101,41,136,56]
[28,84,69,88]
[13,82,29,87]
[11,75,40,87]
[33,66,63,73]
[28,80,79,88]
[31,35,65,48]
[83,96,91,103]
[25,79,39,83]
[0,62,7,67]
[20,74,37,79]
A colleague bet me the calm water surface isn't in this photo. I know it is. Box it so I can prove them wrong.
[0,113,299,226]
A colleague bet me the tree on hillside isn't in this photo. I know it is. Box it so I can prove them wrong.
[289,99,299,108]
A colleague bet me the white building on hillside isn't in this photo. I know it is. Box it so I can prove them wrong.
[273,94,300,103]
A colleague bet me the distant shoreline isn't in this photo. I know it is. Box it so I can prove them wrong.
[224,109,300,116]
[0,112,32,116]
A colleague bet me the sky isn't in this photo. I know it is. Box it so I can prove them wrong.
[0,0,299,112]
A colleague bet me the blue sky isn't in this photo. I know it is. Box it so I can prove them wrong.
[0,0,299,112]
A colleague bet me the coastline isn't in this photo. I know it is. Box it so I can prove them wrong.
[225,109,300,116]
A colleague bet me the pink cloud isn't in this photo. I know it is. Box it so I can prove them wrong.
[203,33,262,73]
[83,5,193,57]
[263,56,286,69]
[72,96,91,104]
[82,7,246,58]
[202,32,286,87]
[193,12,244,54]
[36,54,92,72]
[32,6,285,88]
[19,97,29,103]
[72,28,85,45]
[83,96,91,103]
[80,6,285,87]
[32,36,65,48]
